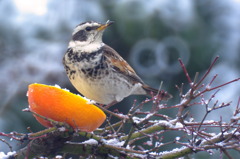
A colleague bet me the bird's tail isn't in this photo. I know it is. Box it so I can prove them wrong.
[142,84,173,101]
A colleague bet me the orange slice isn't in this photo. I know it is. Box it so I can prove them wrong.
[27,83,106,132]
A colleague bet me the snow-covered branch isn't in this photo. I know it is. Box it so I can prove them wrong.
[1,57,239,158]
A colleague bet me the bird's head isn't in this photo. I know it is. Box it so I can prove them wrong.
[70,20,114,47]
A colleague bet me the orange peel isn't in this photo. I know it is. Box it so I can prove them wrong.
[27,83,106,132]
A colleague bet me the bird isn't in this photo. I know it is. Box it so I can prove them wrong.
[63,20,172,107]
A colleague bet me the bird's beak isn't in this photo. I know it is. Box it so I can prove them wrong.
[97,20,114,31]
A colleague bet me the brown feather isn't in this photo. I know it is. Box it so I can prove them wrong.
[102,45,144,84]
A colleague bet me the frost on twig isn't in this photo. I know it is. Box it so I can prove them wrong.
[1,57,239,158]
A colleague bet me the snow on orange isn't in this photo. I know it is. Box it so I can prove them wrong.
[27,83,106,132]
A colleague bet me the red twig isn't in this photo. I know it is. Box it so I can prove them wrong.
[178,58,192,85]
[0,132,22,141]
[195,78,240,98]
[195,56,219,89]
[208,74,218,87]
[234,97,240,116]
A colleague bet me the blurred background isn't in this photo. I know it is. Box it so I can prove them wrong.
[0,0,239,157]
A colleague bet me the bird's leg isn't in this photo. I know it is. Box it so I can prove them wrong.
[105,101,118,109]
[96,102,128,120]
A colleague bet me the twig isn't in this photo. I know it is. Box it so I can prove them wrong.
[234,97,240,116]
[195,56,219,89]
[0,138,13,152]
[178,58,192,85]
[96,104,129,120]
[194,78,240,98]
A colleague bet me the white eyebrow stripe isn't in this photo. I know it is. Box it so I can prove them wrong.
[72,22,100,35]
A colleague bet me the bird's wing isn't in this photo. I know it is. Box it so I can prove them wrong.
[102,44,144,84]
[102,45,173,100]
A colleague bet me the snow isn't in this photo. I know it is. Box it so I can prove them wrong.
[231,116,240,120]
[175,136,180,141]
[103,138,124,147]
[132,116,141,124]
[58,85,70,92]
[208,133,217,136]
[189,117,194,122]
[155,141,162,147]
[108,154,119,159]
[155,120,173,128]
[234,131,240,136]
[207,108,212,112]
[81,139,98,145]
[132,113,153,124]
[22,108,30,112]
[216,142,224,147]
[115,113,129,119]
[206,85,211,90]
[145,140,153,146]
[66,139,98,145]
[204,120,215,123]
[53,84,71,92]
[158,146,187,156]
[158,104,164,109]
[52,84,96,104]
[148,119,180,129]
[82,96,96,105]
[0,151,16,159]
[145,113,154,119]
[53,84,61,89]
[180,98,188,105]
[175,122,183,128]
[58,127,66,132]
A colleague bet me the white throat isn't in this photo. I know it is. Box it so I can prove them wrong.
[69,41,104,52]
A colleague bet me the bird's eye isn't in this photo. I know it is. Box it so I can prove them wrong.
[85,27,92,31]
